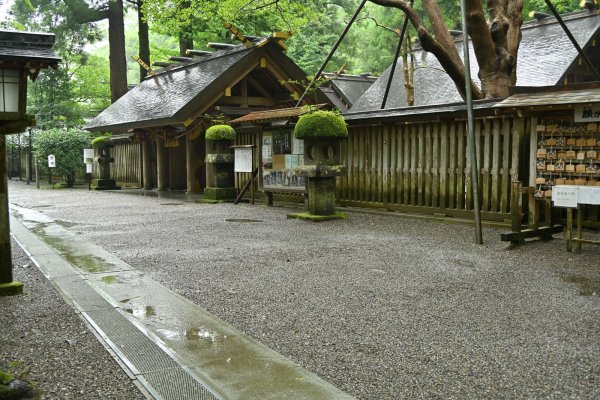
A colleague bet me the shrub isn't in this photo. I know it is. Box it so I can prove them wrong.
[205,125,236,141]
[294,110,348,139]
[33,128,90,188]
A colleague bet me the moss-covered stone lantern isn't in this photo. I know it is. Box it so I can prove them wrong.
[91,136,120,190]
[289,110,348,221]
[203,124,237,202]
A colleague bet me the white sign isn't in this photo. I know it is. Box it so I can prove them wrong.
[574,106,600,122]
[85,164,93,173]
[83,148,94,164]
[234,147,253,173]
[552,186,578,208]
[48,154,56,168]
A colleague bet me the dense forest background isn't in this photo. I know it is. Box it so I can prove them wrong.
[0,0,582,130]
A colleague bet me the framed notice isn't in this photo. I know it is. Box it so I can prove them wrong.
[234,146,253,173]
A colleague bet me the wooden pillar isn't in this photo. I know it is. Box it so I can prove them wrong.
[186,132,200,193]
[142,136,153,190]
[156,136,168,191]
[0,136,13,283]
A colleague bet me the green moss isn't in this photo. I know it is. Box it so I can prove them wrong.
[294,110,348,139]
[0,281,24,296]
[205,125,236,141]
[0,370,15,385]
[91,136,112,148]
[287,212,347,221]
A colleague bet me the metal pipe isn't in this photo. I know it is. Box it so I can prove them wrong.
[381,5,411,109]
[295,0,368,107]
[460,0,483,244]
[544,0,600,81]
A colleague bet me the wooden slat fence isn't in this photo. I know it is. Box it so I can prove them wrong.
[338,117,527,221]
[94,141,142,187]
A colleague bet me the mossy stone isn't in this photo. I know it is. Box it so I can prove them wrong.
[0,281,23,296]
[294,111,348,139]
[91,136,113,149]
[206,125,236,141]
[203,187,237,201]
[287,212,347,221]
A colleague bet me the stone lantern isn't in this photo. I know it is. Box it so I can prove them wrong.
[203,124,237,202]
[91,136,120,190]
[289,110,348,220]
[0,30,60,296]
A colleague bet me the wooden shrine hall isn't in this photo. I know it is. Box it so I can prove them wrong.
[85,31,326,192]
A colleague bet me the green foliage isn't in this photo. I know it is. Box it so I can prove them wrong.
[294,110,348,139]
[33,128,91,187]
[522,0,583,19]
[205,125,236,141]
[8,0,109,129]
[142,0,320,48]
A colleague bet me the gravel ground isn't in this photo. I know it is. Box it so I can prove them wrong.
[7,180,600,400]
[0,237,146,400]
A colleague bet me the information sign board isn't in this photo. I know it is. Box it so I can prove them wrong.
[48,154,56,168]
[83,149,94,164]
[552,185,578,208]
[234,147,253,173]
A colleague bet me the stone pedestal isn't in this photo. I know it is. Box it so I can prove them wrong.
[204,140,236,201]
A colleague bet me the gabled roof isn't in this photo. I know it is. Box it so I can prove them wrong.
[320,73,376,112]
[85,38,308,132]
[350,10,600,113]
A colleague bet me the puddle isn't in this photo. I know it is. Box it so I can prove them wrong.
[453,259,475,268]
[101,275,119,284]
[368,268,386,274]
[225,219,263,223]
[28,222,111,273]
[125,305,157,319]
[563,275,600,296]
[55,220,79,228]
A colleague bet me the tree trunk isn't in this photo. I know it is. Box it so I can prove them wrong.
[138,0,150,81]
[108,0,127,103]
[178,0,193,57]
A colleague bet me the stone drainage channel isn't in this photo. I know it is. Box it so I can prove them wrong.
[9,205,354,400]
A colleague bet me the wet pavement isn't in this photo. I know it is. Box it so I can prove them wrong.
[9,204,353,400]
[6,181,600,400]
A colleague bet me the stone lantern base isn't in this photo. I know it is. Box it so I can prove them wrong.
[287,165,347,221]
[203,187,237,201]
[91,179,121,190]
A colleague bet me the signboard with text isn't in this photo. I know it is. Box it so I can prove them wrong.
[574,105,600,123]
[47,154,55,168]
[552,186,578,208]
[234,146,253,173]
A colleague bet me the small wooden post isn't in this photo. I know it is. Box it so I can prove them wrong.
[567,207,573,252]
[510,181,523,245]
[576,204,584,251]
[528,190,538,229]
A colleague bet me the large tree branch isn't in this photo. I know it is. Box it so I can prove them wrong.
[368,0,483,100]
[422,0,463,71]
